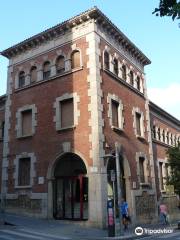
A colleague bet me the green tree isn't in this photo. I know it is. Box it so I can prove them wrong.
[166,143,180,196]
[153,0,180,20]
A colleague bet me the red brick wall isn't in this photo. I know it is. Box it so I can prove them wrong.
[8,37,92,194]
[0,98,5,193]
[100,40,151,188]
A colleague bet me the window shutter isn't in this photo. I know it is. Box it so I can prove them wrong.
[22,110,32,136]
[112,100,119,127]
[71,51,80,69]
[60,98,74,128]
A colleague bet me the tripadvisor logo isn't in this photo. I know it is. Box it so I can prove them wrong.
[135,227,143,236]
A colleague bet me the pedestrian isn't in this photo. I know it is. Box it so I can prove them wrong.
[120,198,130,230]
[159,201,169,225]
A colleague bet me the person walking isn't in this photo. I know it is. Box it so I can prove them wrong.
[120,198,130,230]
[159,202,169,225]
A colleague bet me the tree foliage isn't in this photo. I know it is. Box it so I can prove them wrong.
[166,143,180,196]
[153,0,180,20]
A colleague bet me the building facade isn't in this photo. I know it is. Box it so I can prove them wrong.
[0,7,179,227]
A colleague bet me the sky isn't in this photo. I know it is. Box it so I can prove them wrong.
[0,0,180,119]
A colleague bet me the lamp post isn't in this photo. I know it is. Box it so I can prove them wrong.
[103,142,123,236]
[115,142,123,235]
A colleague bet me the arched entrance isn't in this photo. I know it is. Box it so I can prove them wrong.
[53,153,88,220]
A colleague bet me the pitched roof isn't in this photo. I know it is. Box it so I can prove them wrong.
[0,7,151,65]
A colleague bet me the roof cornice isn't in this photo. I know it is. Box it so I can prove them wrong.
[0,7,151,66]
[149,101,180,128]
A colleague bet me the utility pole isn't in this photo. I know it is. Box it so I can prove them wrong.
[115,142,123,235]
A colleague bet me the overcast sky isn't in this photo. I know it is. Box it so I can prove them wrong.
[0,0,179,119]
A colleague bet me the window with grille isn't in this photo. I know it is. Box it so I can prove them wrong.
[56,55,65,74]
[104,51,109,70]
[18,158,31,186]
[136,112,141,136]
[30,66,37,83]
[19,71,25,88]
[22,110,32,136]
[43,61,51,80]
[139,157,145,183]
[71,50,80,69]
[60,98,74,128]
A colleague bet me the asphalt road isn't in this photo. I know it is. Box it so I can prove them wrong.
[0,226,71,240]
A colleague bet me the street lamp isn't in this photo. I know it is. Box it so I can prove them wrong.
[103,142,123,236]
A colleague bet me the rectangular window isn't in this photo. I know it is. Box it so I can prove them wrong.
[136,112,141,136]
[159,162,164,190]
[139,157,145,183]
[112,100,119,128]
[0,121,5,140]
[60,98,74,128]
[18,158,31,186]
[22,110,32,136]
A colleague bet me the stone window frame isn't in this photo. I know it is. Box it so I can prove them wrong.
[157,158,169,192]
[13,152,36,189]
[107,93,124,132]
[132,107,145,139]
[136,152,149,185]
[15,104,37,138]
[53,92,80,131]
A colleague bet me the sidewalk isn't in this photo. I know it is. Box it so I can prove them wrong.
[1,213,178,240]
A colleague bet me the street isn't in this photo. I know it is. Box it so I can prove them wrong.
[134,231,180,240]
[0,226,71,240]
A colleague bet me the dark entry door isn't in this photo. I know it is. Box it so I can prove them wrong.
[54,176,88,220]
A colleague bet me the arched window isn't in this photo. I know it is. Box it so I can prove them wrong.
[104,51,109,70]
[162,130,165,142]
[137,76,140,90]
[19,71,25,88]
[130,71,134,86]
[166,132,169,145]
[30,66,37,83]
[43,61,51,80]
[113,58,118,75]
[152,125,156,139]
[56,55,65,74]
[157,127,161,141]
[71,50,80,69]
[122,65,126,80]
